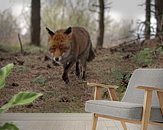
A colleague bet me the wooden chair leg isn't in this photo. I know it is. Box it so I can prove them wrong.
[157,91,163,114]
[92,113,98,130]
[121,121,127,130]
[141,90,152,130]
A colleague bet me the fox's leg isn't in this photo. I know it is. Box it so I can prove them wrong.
[62,61,75,84]
[82,63,86,80]
[75,61,80,78]
[80,58,87,80]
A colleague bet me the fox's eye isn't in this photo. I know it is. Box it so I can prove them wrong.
[49,47,56,52]
[61,46,69,52]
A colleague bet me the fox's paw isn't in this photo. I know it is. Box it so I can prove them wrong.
[62,74,69,84]
[75,71,80,78]
[82,76,86,81]
[64,79,69,84]
[81,72,86,81]
[78,75,86,81]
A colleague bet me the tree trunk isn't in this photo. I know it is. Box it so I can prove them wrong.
[155,0,163,37]
[145,0,151,40]
[96,0,105,49]
[31,0,41,46]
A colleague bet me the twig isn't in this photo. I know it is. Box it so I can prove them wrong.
[104,6,111,9]
[18,33,24,54]
[89,8,99,13]
[92,4,100,7]
[138,3,145,6]
[105,2,112,6]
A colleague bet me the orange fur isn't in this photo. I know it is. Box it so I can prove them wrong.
[46,26,95,83]
[48,31,71,57]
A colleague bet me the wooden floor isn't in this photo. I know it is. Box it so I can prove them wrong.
[0,113,139,130]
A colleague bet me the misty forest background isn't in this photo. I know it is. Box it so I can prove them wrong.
[1,0,163,49]
[0,0,163,112]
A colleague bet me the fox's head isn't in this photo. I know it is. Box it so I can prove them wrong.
[46,27,72,65]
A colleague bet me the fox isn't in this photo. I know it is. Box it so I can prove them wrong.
[46,26,95,84]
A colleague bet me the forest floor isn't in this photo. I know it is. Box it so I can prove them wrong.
[0,39,163,112]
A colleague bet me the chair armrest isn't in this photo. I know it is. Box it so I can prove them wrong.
[137,86,163,123]
[87,82,118,89]
[137,86,163,92]
[87,82,119,101]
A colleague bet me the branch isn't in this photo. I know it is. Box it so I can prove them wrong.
[138,3,145,6]
[105,2,112,6]
[92,3,100,7]
[137,21,145,32]
[150,3,155,7]
[138,2,155,7]
[150,26,155,33]
[92,2,112,9]
[69,0,75,13]
[18,33,24,55]
[104,6,111,9]
[151,10,156,14]
[89,8,99,13]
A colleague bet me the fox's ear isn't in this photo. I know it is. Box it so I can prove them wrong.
[46,27,54,36]
[64,27,72,35]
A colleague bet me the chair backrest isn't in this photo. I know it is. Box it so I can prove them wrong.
[122,68,163,107]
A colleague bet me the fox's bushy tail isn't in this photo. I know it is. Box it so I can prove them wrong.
[87,41,95,62]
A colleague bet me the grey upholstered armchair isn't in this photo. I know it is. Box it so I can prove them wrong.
[85,69,163,130]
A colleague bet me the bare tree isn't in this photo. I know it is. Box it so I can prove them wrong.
[155,0,163,37]
[31,0,41,46]
[144,0,151,40]
[89,0,111,49]
[96,0,105,48]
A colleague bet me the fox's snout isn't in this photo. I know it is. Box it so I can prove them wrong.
[50,53,62,65]
[53,56,62,62]
[54,57,59,62]
[49,48,62,64]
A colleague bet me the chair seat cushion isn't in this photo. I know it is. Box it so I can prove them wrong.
[85,100,163,122]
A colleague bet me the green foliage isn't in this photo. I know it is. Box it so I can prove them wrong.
[25,45,46,54]
[0,63,14,89]
[16,65,27,73]
[0,44,20,52]
[0,92,43,114]
[132,48,154,66]
[111,68,131,98]
[155,46,163,56]
[0,64,43,130]
[32,75,47,85]
[0,123,19,130]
